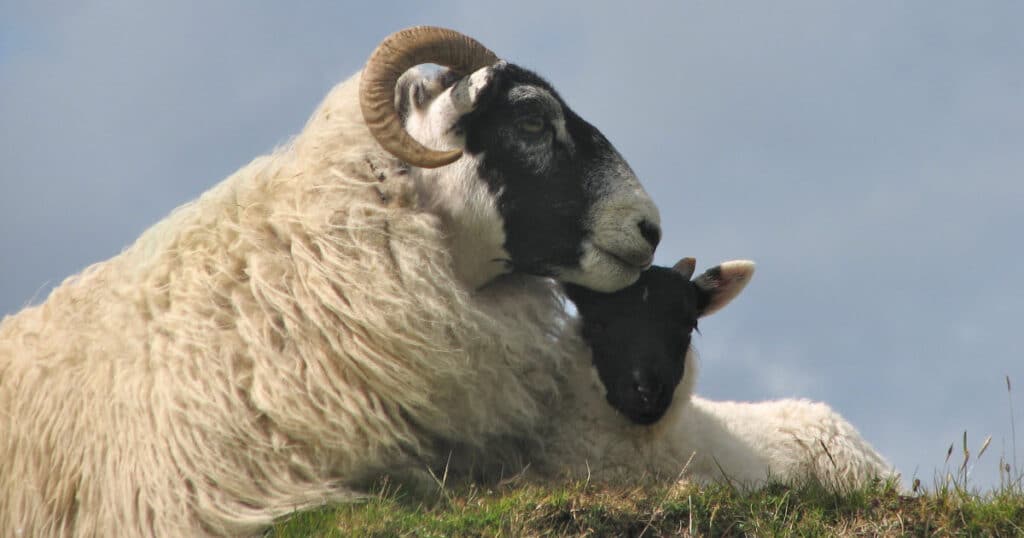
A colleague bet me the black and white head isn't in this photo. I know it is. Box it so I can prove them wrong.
[360,27,661,291]
[564,257,755,425]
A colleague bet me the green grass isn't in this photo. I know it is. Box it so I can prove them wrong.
[267,477,1024,537]
[269,377,1024,536]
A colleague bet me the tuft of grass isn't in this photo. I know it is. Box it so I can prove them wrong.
[266,477,1024,537]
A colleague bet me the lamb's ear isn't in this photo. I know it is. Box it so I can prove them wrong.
[671,257,696,280]
[694,260,755,317]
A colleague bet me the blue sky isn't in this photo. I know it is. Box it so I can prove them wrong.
[2,2,1022,489]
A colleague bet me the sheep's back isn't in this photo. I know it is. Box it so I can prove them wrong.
[0,72,577,536]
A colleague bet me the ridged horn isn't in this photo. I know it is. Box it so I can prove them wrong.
[360,26,499,168]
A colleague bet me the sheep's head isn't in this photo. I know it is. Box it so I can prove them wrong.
[360,27,660,292]
[564,258,755,425]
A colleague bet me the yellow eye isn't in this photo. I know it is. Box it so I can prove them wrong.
[516,116,546,134]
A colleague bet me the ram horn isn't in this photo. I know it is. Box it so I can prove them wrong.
[359,26,499,169]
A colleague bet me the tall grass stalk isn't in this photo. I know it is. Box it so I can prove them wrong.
[1009,376,1018,481]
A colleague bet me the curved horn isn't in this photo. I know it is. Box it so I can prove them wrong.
[360,26,499,169]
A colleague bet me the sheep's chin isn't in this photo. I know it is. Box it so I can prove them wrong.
[557,244,646,293]
[626,410,668,426]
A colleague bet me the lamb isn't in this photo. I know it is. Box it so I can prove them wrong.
[563,257,749,426]
[562,257,897,490]
[0,27,663,536]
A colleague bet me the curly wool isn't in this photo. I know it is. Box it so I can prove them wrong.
[0,72,577,537]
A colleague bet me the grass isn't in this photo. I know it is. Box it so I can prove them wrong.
[267,475,1024,537]
[269,376,1024,537]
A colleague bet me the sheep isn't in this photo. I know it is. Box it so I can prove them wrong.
[563,257,748,426]
[562,257,897,490]
[0,27,662,537]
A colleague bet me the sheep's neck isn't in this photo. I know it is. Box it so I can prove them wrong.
[413,166,512,290]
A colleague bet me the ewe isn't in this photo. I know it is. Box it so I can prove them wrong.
[0,27,660,536]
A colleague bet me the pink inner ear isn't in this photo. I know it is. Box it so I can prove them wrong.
[698,260,755,317]
[718,262,754,286]
[672,257,696,280]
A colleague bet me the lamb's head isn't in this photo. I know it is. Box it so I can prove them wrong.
[360,27,660,291]
[564,258,755,425]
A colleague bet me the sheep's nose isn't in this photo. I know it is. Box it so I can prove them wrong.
[633,379,664,408]
[634,382,655,406]
[638,219,661,250]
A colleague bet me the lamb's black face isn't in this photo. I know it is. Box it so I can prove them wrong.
[398,63,661,292]
[565,266,707,425]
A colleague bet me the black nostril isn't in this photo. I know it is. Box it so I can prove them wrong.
[638,219,661,249]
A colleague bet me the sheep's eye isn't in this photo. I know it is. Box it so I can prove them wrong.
[516,115,546,135]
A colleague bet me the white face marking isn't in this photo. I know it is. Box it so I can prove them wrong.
[559,242,641,292]
[586,160,660,261]
[551,117,572,149]
[403,66,499,155]
[399,66,513,289]
[466,68,493,106]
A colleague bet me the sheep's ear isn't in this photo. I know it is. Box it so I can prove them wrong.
[694,260,755,317]
[448,62,504,115]
[396,63,502,122]
[671,257,696,280]
[396,69,447,118]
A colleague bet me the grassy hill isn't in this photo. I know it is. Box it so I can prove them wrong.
[270,379,1023,536]
[268,475,1024,537]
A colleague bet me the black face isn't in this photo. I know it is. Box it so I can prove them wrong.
[455,63,626,277]
[564,266,710,425]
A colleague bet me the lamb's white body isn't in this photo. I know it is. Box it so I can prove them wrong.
[678,395,892,488]
[546,350,894,490]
